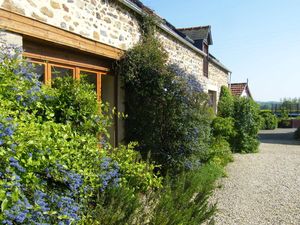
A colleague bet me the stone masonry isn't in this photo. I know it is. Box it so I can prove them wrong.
[208,63,229,103]
[0,0,229,98]
[0,30,22,47]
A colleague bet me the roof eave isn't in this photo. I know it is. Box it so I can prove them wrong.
[119,0,206,58]
[209,56,231,73]
[119,0,230,73]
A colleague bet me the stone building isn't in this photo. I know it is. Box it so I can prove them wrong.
[0,0,231,145]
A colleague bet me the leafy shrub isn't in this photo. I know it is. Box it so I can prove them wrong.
[117,34,211,174]
[0,42,162,224]
[216,86,260,153]
[217,86,234,118]
[205,138,233,167]
[211,117,235,141]
[259,110,277,130]
[231,97,260,153]
[294,128,300,140]
[81,187,140,225]
[110,143,163,192]
[149,163,223,225]
[278,119,292,128]
[48,77,111,135]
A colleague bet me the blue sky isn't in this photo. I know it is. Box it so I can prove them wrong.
[142,0,300,101]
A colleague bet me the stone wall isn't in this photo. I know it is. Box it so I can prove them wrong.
[157,31,204,79]
[0,0,141,50]
[157,31,229,95]
[0,30,23,47]
[208,62,229,102]
[0,0,229,98]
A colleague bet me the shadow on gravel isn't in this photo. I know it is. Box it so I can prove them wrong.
[258,128,300,145]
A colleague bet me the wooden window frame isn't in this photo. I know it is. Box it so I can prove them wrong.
[26,56,108,102]
[79,68,105,102]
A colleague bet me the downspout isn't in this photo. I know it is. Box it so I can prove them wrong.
[228,72,232,89]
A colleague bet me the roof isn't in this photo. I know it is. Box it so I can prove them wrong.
[230,83,253,99]
[177,26,213,45]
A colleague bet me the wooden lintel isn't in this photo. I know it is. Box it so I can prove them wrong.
[0,9,124,60]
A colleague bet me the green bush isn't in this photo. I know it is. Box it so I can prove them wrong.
[149,163,223,225]
[49,77,111,135]
[211,117,235,141]
[259,110,277,130]
[0,43,162,224]
[217,86,234,118]
[205,138,233,167]
[110,143,163,192]
[231,97,260,153]
[81,187,140,225]
[294,128,300,140]
[278,119,292,128]
[117,34,211,173]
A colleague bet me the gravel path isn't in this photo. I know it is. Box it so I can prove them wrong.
[211,129,300,225]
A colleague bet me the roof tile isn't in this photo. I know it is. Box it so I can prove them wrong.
[230,83,247,97]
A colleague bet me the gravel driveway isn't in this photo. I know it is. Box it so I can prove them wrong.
[210,129,300,225]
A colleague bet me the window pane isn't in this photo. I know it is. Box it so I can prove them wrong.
[30,63,45,83]
[80,71,97,92]
[51,66,73,80]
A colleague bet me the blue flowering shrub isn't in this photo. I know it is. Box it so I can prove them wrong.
[112,19,222,224]
[0,42,161,224]
[117,35,212,174]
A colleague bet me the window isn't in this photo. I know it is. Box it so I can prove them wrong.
[80,71,98,92]
[29,61,46,83]
[23,39,118,146]
[28,59,107,102]
[51,65,74,80]
[79,70,101,101]
[208,90,217,113]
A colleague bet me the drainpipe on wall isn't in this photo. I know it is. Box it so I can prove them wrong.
[228,71,232,89]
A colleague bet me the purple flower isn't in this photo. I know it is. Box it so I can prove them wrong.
[99,158,120,191]
[4,126,14,137]
[9,157,26,173]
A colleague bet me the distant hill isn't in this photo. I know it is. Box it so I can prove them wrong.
[256,101,280,105]
[256,101,280,110]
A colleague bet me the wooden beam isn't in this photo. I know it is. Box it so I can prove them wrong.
[0,9,124,60]
[23,52,110,72]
